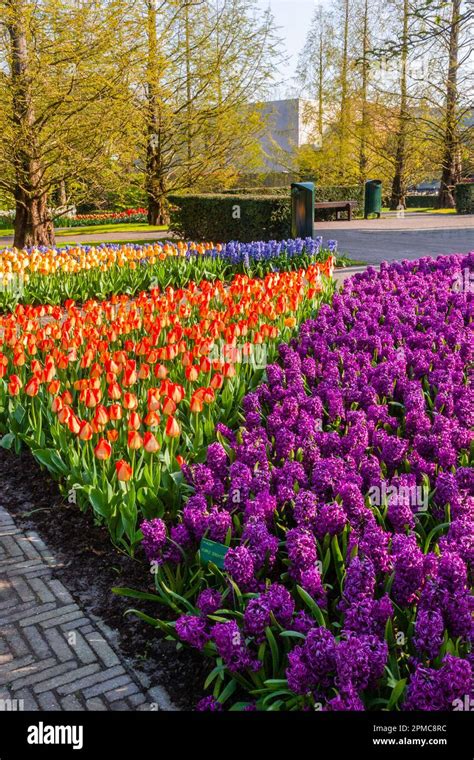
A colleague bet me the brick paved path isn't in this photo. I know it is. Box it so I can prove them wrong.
[0,506,175,711]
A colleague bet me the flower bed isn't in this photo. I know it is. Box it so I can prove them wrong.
[0,238,334,310]
[128,254,473,712]
[0,262,334,551]
[60,208,148,226]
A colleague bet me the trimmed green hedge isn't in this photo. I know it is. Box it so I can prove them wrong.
[405,195,436,208]
[455,183,474,214]
[168,194,291,242]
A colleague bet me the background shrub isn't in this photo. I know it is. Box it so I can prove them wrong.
[405,195,436,208]
[455,183,474,214]
[168,194,291,242]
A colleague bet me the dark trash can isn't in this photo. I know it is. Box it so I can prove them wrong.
[291,182,314,238]
[364,179,382,219]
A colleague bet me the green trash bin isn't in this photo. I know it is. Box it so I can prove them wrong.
[291,182,314,238]
[364,179,382,219]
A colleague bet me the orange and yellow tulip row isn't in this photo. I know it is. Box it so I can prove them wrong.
[0,262,334,551]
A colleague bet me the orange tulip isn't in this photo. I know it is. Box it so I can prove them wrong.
[190,396,203,413]
[47,379,60,395]
[107,382,122,400]
[94,438,112,460]
[79,421,93,441]
[165,416,180,438]
[25,377,40,397]
[123,392,138,410]
[94,405,109,427]
[144,410,161,427]
[57,406,71,424]
[68,413,81,435]
[51,396,63,414]
[162,396,177,416]
[7,375,22,396]
[109,403,122,421]
[154,363,168,379]
[185,365,199,382]
[143,431,160,453]
[128,411,141,430]
[116,459,132,481]
[210,372,224,389]
[127,431,143,450]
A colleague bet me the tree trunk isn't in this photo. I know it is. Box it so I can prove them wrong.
[359,0,369,184]
[14,192,55,249]
[389,0,409,210]
[185,1,193,185]
[59,179,67,207]
[437,0,462,209]
[339,0,350,180]
[317,9,324,139]
[8,0,55,249]
[145,1,168,227]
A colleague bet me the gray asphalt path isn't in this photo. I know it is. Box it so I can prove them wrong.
[326,228,473,264]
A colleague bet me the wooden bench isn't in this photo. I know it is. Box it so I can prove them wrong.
[314,200,357,221]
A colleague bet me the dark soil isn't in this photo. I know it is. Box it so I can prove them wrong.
[0,447,209,710]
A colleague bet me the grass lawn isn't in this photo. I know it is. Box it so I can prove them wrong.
[381,207,456,214]
[56,222,168,236]
[0,222,168,238]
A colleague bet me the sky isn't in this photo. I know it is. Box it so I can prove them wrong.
[256,0,328,96]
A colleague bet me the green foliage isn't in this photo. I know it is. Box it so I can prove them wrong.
[455,183,474,214]
[168,194,291,242]
[405,195,436,208]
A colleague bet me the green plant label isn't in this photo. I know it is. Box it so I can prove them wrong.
[200,538,229,569]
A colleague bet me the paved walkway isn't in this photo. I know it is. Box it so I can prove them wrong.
[317,212,474,231]
[327,228,473,264]
[0,506,175,711]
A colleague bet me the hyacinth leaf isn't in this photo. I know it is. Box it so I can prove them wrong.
[331,535,345,589]
[322,546,331,578]
[159,581,197,614]
[216,678,237,704]
[267,700,285,711]
[296,585,327,628]
[111,586,163,603]
[423,522,450,553]
[261,690,293,708]
[265,627,280,678]
[387,679,407,710]
[123,608,174,636]
[204,664,225,690]
[279,630,306,640]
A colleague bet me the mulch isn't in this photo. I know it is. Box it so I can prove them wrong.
[0,447,209,710]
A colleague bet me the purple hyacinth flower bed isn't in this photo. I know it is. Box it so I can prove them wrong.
[132,253,473,712]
